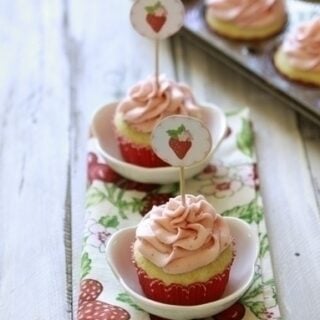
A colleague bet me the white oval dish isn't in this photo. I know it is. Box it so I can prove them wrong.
[91,102,227,184]
[106,217,259,320]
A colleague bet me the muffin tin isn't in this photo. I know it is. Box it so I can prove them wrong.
[180,0,320,125]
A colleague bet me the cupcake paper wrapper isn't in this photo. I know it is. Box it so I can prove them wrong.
[117,136,168,167]
[78,108,281,320]
[136,264,232,306]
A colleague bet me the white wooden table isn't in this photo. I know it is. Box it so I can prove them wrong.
[0,1,319,319]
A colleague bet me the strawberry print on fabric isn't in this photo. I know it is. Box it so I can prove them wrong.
[78,279,130,320]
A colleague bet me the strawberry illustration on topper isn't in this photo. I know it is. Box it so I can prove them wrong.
[130,0,185,88]
[145,2,168,33]
[151,115,212,205]
[167,124,192,159]
[130,0,184,39]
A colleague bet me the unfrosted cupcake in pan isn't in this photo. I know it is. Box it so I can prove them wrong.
[113,75,202,167]
[132,194,234,305]
[205,0,287,40]
[274,17,320,87]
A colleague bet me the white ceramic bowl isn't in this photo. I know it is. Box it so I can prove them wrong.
[106,217,259,320]
[91,102,227,184]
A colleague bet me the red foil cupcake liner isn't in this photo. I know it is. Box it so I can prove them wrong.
[136,265,232,306]
[117,136,168,168]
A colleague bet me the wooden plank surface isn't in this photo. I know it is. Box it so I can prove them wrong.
[173,35,320,319]
[67,0,177,314]
[0,1,70,319]
[1,0,320,319]
[299,117,320,212]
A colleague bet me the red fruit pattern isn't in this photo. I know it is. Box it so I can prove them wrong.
[167,124,193,159]
[203,164,218,174]
[78,279,130,320]
[87,153,121,184]
[213,302,246,320]
[87,152,160,192]
[169,139,192,159]
[146,14,166,33]
[79,279,102,304]
[139,193,172,216]
[145,1,167,33]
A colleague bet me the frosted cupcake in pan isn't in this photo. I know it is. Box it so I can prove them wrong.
[274,17,320,87]
[132,194,234,305]
[113,75,202,167]
[205,0,287,40]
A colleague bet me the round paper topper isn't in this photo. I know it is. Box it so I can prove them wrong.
[130,0,185,39]
[151,116,212,167]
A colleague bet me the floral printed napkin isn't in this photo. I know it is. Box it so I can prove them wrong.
[77,109,281,320]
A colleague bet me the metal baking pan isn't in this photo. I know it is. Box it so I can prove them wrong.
[180,0,320,125]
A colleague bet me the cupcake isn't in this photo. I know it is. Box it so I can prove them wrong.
[205,0,286,40]
[113,75,202,168]
[132,194,234,305]
[274,18,320,87]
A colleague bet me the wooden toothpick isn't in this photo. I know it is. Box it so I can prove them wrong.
[155,39,160,90]
[179,166,186,206]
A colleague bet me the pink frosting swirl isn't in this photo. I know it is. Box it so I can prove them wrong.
[135,195,232,274]
[282,18,320,72]
[206,0,285,27]
[116,75,201,133]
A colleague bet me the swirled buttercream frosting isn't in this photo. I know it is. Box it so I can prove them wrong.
[116,75,201,133]
[281,18,320,72]
[134,195,232,274]
[206,0,285,27]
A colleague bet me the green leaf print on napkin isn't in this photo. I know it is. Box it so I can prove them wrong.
[246,301,267,317]
[99,215,119,229]
[259,233,269,258]
[86,186,107,208]
[222,197,263,224]
[117,292,143,311]
[86,184,144,219]
[237,118,254,157]
[242,269,278,319]
[80,252,92,279]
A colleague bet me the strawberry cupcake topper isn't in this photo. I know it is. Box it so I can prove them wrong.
[130,0,184,39]
[145,1,168,33]
[130,0,185,87]
[151,116,212,205]
[167,124,193,159]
